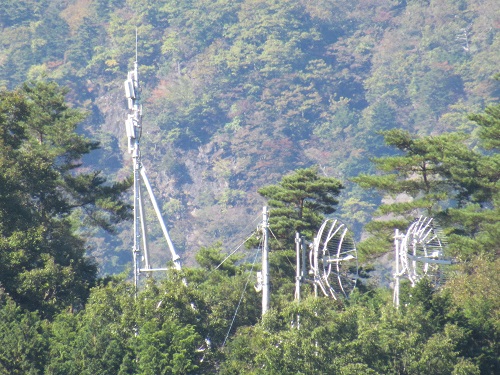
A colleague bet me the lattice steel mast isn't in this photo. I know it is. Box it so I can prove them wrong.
[124,33,181,297]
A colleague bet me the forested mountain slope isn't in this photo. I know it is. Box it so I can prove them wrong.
[1,1,499,374]
[1,0,498,271]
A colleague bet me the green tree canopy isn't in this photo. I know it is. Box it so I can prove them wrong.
[220,285,491,375]
[0,290,47,375]
[258,167,343,248]
[0,81,130,318]
[353,103,499,258]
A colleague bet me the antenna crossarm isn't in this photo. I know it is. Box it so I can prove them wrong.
[406,254,453,265]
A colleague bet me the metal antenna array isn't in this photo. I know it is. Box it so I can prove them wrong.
[124,32,181,296]
[289,219,359,330]
[309,219,358,299]
[393,216,454,307]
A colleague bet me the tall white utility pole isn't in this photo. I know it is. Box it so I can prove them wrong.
[261,206,270,316]
[125,56,143,296]
[295,232,306,302]
[312,236,319,297]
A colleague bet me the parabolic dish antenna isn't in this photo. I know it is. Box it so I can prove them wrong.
[311,219,358,299]
[401,216,451,287]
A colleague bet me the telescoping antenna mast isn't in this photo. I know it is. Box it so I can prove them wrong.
[124,31,181,296]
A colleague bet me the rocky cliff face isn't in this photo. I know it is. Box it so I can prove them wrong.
[87,83,266,271]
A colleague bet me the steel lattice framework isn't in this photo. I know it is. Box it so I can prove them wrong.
[123,39,181,296]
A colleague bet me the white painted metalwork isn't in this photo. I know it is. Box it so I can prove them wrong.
[124,33,181,296]
[393,216,453,307]
[294,232,305,302]
[261,206,270,316]
[310,219,358,299]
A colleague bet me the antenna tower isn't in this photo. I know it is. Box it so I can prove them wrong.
[124,31,181,296]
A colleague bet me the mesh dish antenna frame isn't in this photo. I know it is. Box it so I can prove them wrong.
[403,216,448,286]
[310,219,359,299]
[393,216,453,307]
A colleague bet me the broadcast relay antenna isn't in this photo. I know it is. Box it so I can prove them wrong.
[124,31,181,296]
[393,216,453,308]
[309,219,358,299]
[258,218,358,306]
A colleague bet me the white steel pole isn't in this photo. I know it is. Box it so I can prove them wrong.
[262,206,270,316]
[301,235,306,286]
[132,147,141,298]
[313,237,318,298]
[125,31,184,294]
[295,232,301,302]
[137,165,150,270]
[393,229,400,308]
[140,167,181,270]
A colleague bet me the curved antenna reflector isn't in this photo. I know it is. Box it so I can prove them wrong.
[312,219,358,299]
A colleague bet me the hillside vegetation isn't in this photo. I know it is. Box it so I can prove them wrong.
[1,0,498,270]
[0,0,499,373]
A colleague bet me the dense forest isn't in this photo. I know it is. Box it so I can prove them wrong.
[0,0,499,373]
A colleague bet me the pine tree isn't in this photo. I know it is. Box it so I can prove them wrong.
[450,98,500,258]
[0,81,130,318]
[353,110,499,258]
[257,167,343,249]
[0,290,48,375]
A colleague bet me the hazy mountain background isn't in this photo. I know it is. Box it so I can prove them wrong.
[1,0,498,274]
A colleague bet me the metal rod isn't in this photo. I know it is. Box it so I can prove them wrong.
[137,168,150,270]
[140,167,181,270]
[295,232,301,302]
[301,235,306,285]
[139,268,171,272]
[132,150,140,299]
[393,229,401,308]
[406,255,453,264]
[262,206,270,316]
[313,237,318,298]
[135,27,138,64]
